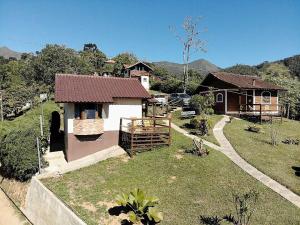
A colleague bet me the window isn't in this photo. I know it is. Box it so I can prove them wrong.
[143,77,148,82]
[216,93,223,103]
[261,91,271,104]
[75,103,102,119]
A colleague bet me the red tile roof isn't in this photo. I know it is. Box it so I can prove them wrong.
[208,72,285,90]
[55,74,151,103]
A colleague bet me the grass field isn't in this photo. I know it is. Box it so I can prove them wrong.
[43,130,300,225]
[172,111,223,145]
[224,118,300,196]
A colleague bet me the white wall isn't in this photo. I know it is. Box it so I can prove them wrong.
[64,99,142,133]
[140,75,149,90]
[64,103,74,134]
[104,98,142,131]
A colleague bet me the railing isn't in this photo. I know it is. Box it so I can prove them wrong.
[119,117,172,156]
[73,118,104,135]
[239,104,284,123]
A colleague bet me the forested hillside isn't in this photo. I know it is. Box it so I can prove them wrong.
[0,44,139,118]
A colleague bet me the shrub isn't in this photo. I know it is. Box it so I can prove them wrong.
[247,125,261,133]
[115,188,163,224]
[189,92,214,115]
[0,126,47,181]
[186,139,209,156]
[190,118,200,129]
[200,190,259,225]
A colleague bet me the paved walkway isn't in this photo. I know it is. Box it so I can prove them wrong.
[172,116,300,208]
[0,189,28,225]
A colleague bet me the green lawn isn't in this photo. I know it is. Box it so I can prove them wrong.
[43,130,300,225]
[172,111,223,145]
[224,118,300,196]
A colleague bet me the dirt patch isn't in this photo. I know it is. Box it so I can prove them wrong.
[120,155,130,163]
[167,176,177,184]
[100,213,129,225]
[81,202,97,213]
[97,200,116,209]
[174,154,183,160]
[0,177,29,208]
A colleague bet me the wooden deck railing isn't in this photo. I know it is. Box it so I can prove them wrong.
[239,104,284,123]
[119,117,172,156]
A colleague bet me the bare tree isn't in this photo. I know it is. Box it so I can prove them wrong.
[170,16,207,93]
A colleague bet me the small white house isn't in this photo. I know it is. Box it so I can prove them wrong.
[55,74,151,161]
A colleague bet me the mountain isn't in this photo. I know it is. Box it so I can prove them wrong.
[153,59,220,77]
[0,46,22,59]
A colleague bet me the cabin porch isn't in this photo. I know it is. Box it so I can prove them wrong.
[119,117,172,156]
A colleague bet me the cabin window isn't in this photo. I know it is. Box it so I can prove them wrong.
[216,93,223,103]
[75,103,102,119]
[261,91,271,104]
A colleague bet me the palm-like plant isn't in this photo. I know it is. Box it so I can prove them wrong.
[115,188,163,224]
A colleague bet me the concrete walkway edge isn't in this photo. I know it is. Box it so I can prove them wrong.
[171,117,300,208]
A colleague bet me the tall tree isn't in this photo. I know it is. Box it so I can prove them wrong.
[171,16,207,93]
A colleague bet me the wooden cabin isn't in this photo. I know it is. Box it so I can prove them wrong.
[199,72,286,117]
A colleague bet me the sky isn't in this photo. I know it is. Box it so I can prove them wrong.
[0,0,299,68]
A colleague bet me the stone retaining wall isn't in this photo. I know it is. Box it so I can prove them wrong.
[24,177,86,225]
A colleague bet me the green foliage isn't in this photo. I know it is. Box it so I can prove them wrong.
[223,64,259,76]
[0,127,47,181]
[113,52,138,65]
[200,190,259,225]
[0,101,59,181]
[259,63,300,119]
[282,55,300,77]
[115,188,163,224]
[189,92,214,115]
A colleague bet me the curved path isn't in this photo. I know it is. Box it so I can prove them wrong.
[171,116,300,208]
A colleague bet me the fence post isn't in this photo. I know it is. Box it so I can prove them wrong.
[260,104,262,124]
[168,117,172,146]
[36,137,41,174]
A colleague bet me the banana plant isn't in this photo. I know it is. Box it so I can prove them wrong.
[115,188,163,224]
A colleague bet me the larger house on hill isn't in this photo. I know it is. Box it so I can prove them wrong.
[199,72,286,115]
[102,61,153,90]
[55,74,151,161]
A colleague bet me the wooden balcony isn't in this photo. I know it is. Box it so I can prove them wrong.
[73,119,104,135]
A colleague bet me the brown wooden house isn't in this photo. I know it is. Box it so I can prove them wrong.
[199,72,286,116]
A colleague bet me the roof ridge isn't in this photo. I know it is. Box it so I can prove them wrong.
[211,71,261,79]
[56,73,139,81]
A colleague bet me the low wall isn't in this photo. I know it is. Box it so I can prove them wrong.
[24,177,86,225]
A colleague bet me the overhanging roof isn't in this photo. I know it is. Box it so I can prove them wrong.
[55,74,151,103]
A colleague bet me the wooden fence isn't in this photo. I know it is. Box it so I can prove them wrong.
[239,104,284,123]
[119,117,172,156]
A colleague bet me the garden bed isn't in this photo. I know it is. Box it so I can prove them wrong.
[172,111,223,145]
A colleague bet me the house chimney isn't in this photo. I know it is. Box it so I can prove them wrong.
[252,79,256,86]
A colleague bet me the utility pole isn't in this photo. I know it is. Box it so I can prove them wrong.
[0,90,3,122]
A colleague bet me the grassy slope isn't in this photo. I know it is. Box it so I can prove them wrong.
[224,118,300,195]
[43,130,300,225]
[0,101,60,135]
[172,111,223,145]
